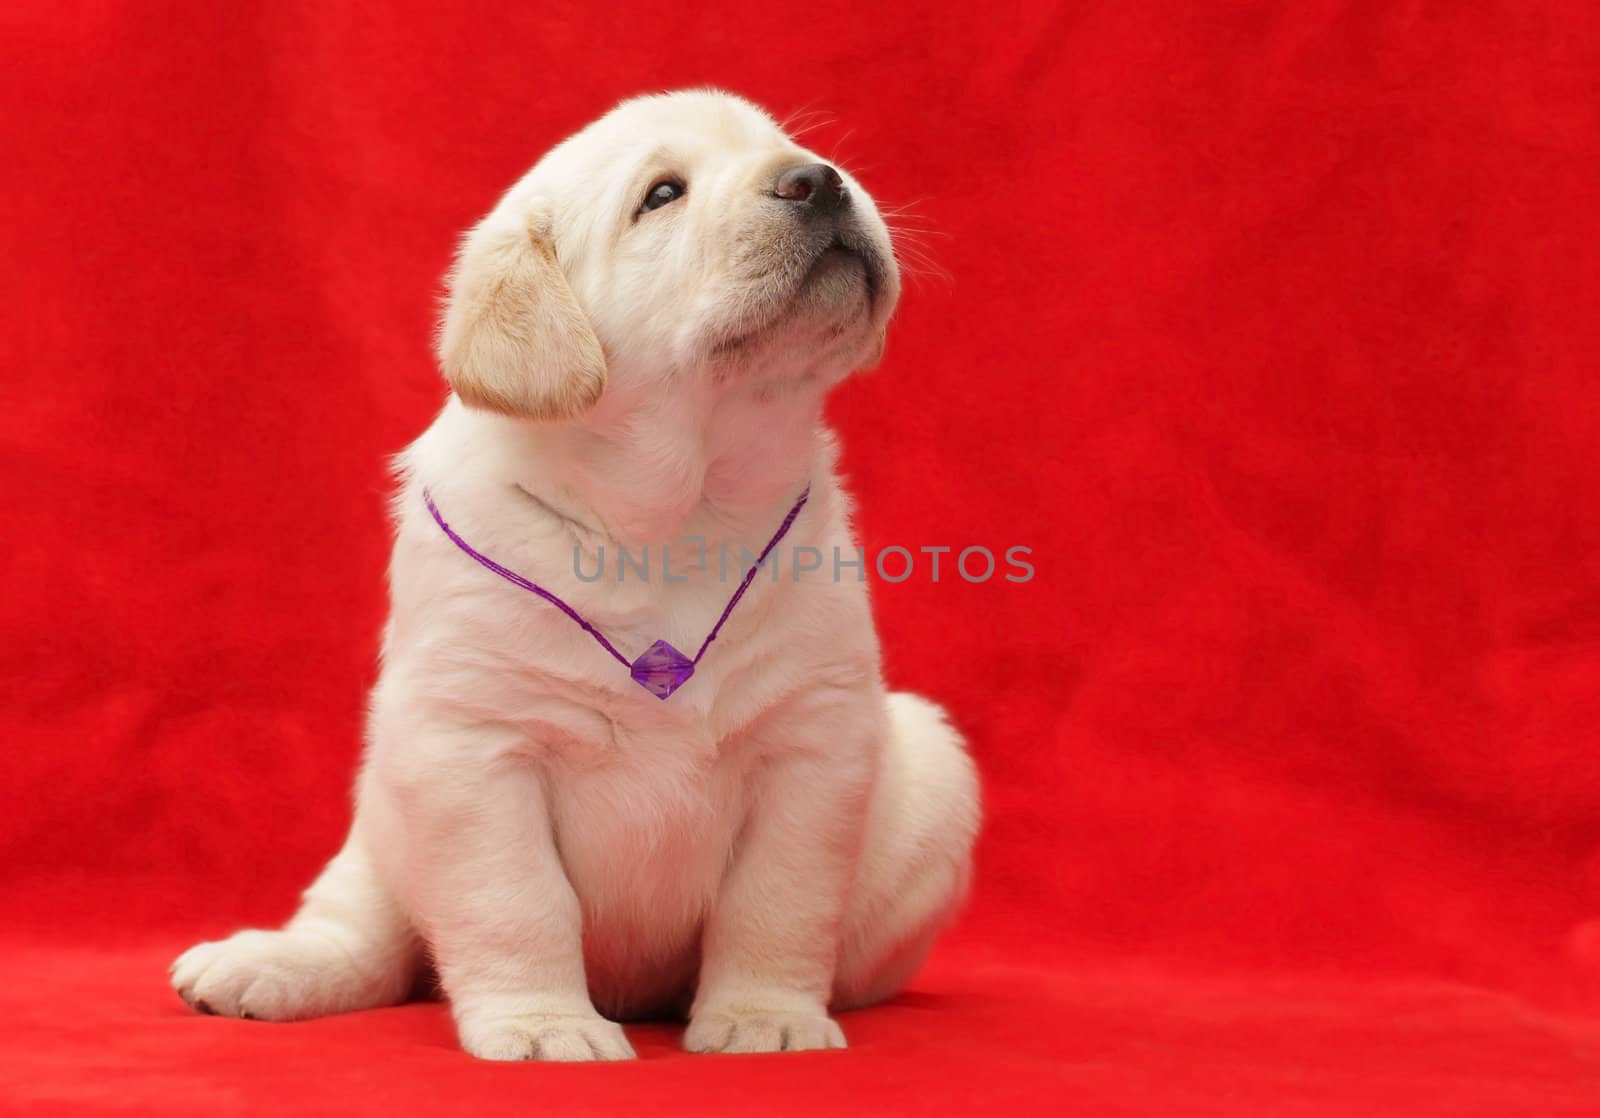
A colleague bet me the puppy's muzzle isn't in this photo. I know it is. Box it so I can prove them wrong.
[770,161,883,303]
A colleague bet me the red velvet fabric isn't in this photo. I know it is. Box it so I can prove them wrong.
[5,2,1600,1113]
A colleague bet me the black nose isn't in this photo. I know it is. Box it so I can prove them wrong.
[773,162,848,214]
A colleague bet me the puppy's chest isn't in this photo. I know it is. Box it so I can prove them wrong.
[545,727,747,926]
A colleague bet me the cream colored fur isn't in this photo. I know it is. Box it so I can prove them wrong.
[172,90,979,1061]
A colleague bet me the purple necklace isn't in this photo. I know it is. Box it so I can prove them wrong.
[421,485,811,700]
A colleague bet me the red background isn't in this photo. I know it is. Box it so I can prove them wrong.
[5,1,1600,1114]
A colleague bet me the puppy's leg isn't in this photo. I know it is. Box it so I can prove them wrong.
[170,824,419,1020]
[684,691,877,1055]
[368,719,633,1062]
[831,692,979,1009]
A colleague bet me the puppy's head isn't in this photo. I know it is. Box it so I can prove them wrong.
[438,90,901,419]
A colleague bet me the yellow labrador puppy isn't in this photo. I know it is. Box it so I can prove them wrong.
[172,89,979,1061]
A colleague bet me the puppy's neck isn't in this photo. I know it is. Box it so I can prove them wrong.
[485,376,827,548]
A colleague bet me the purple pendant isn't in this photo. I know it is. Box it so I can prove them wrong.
[424,486,810,704]
[630,639,695,700]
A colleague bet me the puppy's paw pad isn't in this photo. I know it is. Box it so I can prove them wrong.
[169,929,362,1021]
[685,1009,846,1054]
[460,1013,635,1062]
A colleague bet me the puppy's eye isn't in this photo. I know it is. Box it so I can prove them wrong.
[640,179,685,213]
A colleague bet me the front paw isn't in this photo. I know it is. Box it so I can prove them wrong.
[457,1007,635,1062]
[170,929,373,1021]
[685,1007,846,1054]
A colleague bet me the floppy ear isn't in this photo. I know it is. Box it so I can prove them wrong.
[436,206,606,420]
[858,328,887,372]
